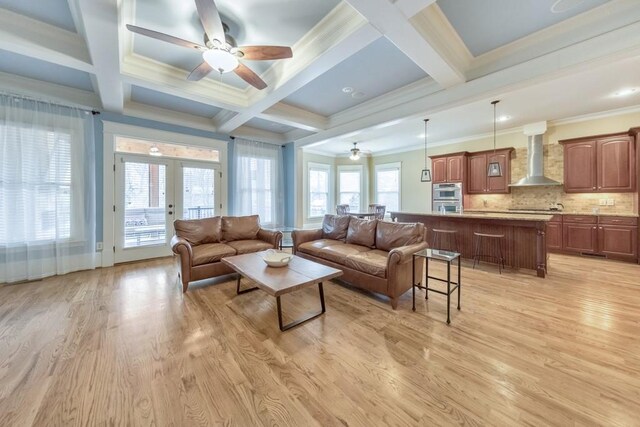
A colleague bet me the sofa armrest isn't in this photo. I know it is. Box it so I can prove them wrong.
[257,228,283,248]
[291,229,323,254]
[388,241,429,265]
[171,235,193,266]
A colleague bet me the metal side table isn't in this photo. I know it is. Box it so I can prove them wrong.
[412,248,461,324]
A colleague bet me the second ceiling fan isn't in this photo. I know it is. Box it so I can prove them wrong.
[127,0,293,90]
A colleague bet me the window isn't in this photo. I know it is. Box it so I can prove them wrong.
[238,156,274,224]
[338,165,363,212]
[375,163,401,213]
[308,163,331,218]
[0,125,76,244]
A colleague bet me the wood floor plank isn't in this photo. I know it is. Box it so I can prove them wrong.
[0,254,639,426]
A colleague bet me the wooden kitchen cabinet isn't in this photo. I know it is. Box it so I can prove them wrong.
[561,133,635,193]
[597,136,635,192]
[563,222,598,253]
[466,149,513,194]
[429,153,466,184]
[546,216,563,251]
[598,225,638,259]
[431,157,447,184]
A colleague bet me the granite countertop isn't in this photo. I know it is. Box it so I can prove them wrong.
[391,211,554,222]
[465,209,639,218]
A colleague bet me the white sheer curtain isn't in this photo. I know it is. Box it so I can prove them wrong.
[232,138,284,227]
[0,94,96,283]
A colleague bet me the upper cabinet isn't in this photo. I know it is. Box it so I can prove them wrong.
[466,148,513,194]
[561,134,635,193]
[429,153,467,184]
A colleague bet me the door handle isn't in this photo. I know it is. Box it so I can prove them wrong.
[168,211,173,215]
[168,204,173,208]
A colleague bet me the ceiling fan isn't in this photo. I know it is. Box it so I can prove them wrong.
[126,0,293,90]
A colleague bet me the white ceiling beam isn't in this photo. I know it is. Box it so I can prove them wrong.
[216,3,381,134]
[259,103,328,132]
[0,9,93,73]
[0,71,100,109]
[73,0,124,112]
[394,0,437,18]
[123,101,218,132]
[344,0,465,88]
[232,126,287,144]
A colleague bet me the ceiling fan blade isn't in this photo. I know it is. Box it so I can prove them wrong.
[194,0,225,43]
[126,24,205,50]
[238,46,293,61]
[187,62,214,81]
[234,63,267,90]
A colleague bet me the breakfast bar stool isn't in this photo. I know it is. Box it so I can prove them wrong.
[431,229,460,253]
[472,232,505,273]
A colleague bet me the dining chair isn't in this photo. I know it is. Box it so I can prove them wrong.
[373,205,386,220]
[368,203,382,213]
[336,204,350,215]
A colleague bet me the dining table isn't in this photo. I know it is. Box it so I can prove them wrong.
[349,212,376,219]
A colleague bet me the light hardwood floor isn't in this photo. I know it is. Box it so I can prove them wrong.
[1,254,639,426]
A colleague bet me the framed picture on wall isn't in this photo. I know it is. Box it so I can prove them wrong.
[420,169,431,182]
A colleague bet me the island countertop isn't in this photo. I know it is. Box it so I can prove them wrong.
[389,211,549,278]
[464,209,639,218]
[390,211,554,222]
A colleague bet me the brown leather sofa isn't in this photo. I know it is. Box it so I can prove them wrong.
[292,215,428,309]
[171,215,282,292]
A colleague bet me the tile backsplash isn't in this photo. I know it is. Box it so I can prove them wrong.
[467,145,637,214]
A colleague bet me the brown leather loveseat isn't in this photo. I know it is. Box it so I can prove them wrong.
[171,215,282,292]
[292,215,428,309]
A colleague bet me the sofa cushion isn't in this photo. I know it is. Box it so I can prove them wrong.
[312,243,370,265]
[174,216,222,245]
[345,250,389,278]
[226,239,273,255]
[297,239,342,258]
[376,221,424,252]
[192,243,236,266]
[346,218,377,248]
[321,214,351,241]
[222,215,260,241]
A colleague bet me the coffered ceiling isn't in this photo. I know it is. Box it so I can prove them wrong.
[1,0,639,151]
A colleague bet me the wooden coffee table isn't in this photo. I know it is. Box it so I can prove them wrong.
[222,251,343,331]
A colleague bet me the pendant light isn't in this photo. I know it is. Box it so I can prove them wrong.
[420,118,431,182]
[487,100,502,177]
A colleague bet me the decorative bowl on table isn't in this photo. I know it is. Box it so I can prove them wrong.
[262,249,293,267]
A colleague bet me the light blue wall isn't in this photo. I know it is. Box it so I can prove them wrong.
[283,143,295,227]
[93,112,232,242]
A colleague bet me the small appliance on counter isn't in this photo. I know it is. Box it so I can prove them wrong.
[433,183,463,213]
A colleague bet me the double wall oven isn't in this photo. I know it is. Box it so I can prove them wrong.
[432,183,463,213]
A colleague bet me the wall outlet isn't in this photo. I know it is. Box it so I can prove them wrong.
[96,242,103,251]
[599,199,607,206]
[607,199,615,206]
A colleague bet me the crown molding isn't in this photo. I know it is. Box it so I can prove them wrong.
[0,71,100,109]
[395,0,437,19]
[549,104,640,127]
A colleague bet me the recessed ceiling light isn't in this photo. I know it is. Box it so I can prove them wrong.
[351,91,365,99]
[613,88,638,97]
[550,0,585,13]
[342,87,354,93]
[497,115,511,122]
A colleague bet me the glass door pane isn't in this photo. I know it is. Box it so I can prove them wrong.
[123,162,167,248]
[182,166,216,219]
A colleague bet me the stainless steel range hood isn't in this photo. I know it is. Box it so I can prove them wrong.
[509,122,562,187]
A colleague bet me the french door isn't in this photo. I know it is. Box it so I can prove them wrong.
[114,154,221,263]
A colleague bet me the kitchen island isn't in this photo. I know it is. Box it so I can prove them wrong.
[390,211,553,277]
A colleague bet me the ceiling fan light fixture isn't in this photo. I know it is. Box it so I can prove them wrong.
[202,49,239,73]
[350,143,361,161]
